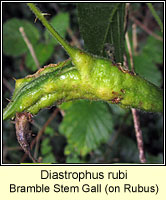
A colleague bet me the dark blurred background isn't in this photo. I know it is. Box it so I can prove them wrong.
[2,3,164,164]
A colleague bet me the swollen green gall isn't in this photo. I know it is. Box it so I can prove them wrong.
[3,3,163,120]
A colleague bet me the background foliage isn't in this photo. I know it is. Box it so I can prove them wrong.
[2,3,163,164]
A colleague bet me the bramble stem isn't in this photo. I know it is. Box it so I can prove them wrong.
[27,3,77,58]
[131,109,146,163]
[125,14,146,163]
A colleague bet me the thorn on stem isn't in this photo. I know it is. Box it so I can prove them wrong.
[34,13,51,23]
[5,98,11,102]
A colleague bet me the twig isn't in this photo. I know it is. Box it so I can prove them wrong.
[21,108,60,162]
[124,3,130,34]
[15,112,37,163]
[3,77,13,92]
[132,24,138,55]
[33,108,60,159]
[131,109,146,163]
[146,3,163,33]
[130,16,163,41]
[19,26,40,69]
[125,23,146,163]
[125,32,134,72]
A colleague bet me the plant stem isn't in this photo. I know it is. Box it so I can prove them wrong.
[33,108,60,160]
[146,3,163,33]
[125,15,146,163]
[125,32,134,72]
[21,108,60,162]
[3,77,13,92]
[27,3,77,58]
[131,109,146,163]
[19,27,40,69]
[130,16,163,41]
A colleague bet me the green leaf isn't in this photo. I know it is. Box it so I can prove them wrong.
[77,3,125,62]
[134,35,163,86]
[44,12,69,45]
[58,101,74,111]
[3,18,40,57]
[25,43,54,71]
[59,100,113,156]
